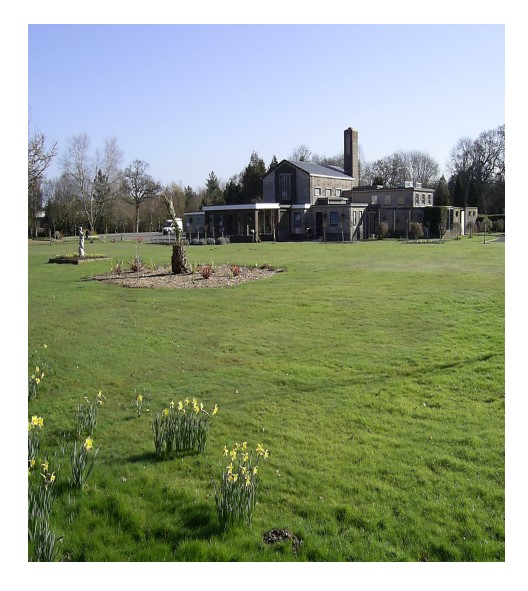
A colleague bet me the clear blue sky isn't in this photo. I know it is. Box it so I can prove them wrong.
[28,23,504,190]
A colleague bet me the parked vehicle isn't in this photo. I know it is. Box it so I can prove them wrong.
[161,218,183,235]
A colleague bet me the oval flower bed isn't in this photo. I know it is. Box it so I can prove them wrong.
[91,263,283,289]
[49,254,109,265]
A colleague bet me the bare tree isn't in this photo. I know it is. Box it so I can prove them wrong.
[60,133,95,230]
[121,160,161,232]
[91,137,123,231]
[28,129,57,237]
[289,144,312,162]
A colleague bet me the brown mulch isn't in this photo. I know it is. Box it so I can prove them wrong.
[91,264,283,289]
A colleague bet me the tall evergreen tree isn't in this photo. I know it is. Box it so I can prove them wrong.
[452,175,466,207]
[267,155,279,173]
[241,151,266,202]
[434,175,451,206]
[203,171,224,205]
[467,180,480,208]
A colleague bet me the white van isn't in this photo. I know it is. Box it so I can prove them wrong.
[161,218,183,235]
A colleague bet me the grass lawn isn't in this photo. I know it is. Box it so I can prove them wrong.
[27,235,504,561]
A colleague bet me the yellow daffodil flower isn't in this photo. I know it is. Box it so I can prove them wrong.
[230,450,237,461]
[137,394,143,403]
[162,408,169,417]
[242,441,247,450]
[84,437,93,450]
[35,366,40,374]
[178,401,184,411]
[184,398,190,405]
[222,445,229,457]
[170,400,175,408]
[243,452,249,463]
[41,460,49,472]
[212,404,218,416]
[253,467,258,475]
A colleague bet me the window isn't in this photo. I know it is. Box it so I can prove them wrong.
[414,194,419,205]
[398,195,405,205]
[427,194,432,205]
[279,174,291,201]
[336,189,342,197]
[384,194,392,206]
[329,211,339,226]
[293,212,302,227]
[325,188,332,197]
[372,195,378,204]
[352,210,357,225]
[420,194,425,205]
[314,187,321,196]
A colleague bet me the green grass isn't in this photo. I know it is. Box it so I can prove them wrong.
[27,235,505,561]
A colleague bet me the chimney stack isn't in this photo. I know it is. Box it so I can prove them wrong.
[344,127,359,186]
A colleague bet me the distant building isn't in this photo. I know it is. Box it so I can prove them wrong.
[186,128,477,241]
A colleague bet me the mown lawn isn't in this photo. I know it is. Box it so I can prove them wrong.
[27,235,504,561]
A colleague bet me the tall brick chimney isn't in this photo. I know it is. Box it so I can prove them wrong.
[344,127,359,186]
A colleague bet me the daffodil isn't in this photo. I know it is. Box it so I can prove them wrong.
[35,366,40,374]
[50,472,56,482]
[184,398,190,405]
[230,449,237,461]
[162,408,169,417]
[212,404,218,416]
[35,378,40,385]
[242,452,249,463]
[222,445,229,457]
[43,344,48,349]
[170,400,175,408]
[84,437,93,450]
[242,441,247,450]
[178,401,184,411]
[227,463,233,475]
[41,460,49,472]
[252,466,258,475]
[137,394,143,403]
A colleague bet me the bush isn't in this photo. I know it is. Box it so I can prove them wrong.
[378,222,389,239]
[216,237,230,245]
[206,238,216,245]
[190,238,200,246]
[409,221,424,241]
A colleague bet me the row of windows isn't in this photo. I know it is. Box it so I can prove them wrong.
[370,194,433,206]
[293,210,360,227]
[314,187,342,197]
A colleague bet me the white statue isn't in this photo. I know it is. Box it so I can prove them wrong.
[78,226,85,257]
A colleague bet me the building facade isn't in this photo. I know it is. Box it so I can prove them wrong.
[185,127,477,242]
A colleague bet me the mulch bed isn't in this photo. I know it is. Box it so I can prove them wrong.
[91,264,283,289]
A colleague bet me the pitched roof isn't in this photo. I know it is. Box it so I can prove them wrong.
[285,160,353,180]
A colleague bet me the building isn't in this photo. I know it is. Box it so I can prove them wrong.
[186,128,477,241]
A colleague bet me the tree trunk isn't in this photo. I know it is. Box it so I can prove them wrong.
[171,243,189,274]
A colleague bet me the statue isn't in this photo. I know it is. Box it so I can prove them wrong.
[78,226,85,257]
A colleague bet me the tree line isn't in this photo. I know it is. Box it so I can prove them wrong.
[28,124,505,237]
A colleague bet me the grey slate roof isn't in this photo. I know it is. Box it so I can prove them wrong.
[288,161,352,179]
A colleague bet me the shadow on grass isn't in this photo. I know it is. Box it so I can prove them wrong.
[127,449,202,464]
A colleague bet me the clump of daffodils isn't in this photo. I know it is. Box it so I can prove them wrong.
[75,391,105,437]
[71,436,99,489]
[28,345,51,401]
[214,441,270,530]
[152,398,218,457]
[133,388,151,417]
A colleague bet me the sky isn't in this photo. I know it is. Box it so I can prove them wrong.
[27,23,505,190]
